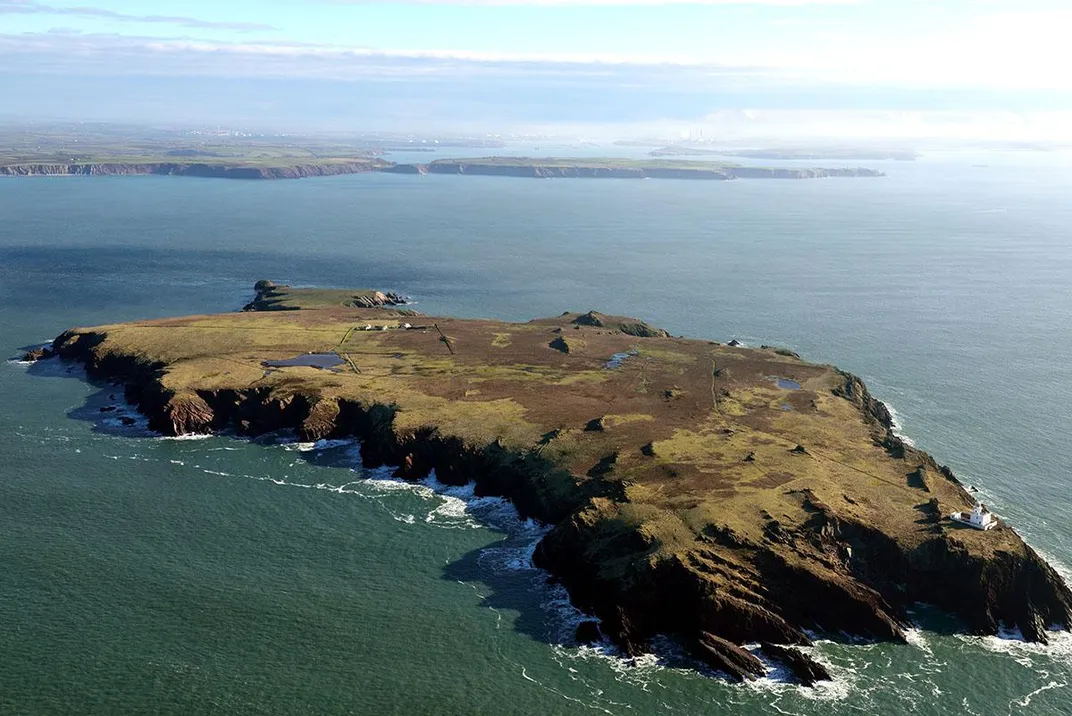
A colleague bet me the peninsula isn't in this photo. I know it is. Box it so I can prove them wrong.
[32,282,1071,684]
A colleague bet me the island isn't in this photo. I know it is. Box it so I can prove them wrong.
[29,282,1072,685]
[381,157,884,180]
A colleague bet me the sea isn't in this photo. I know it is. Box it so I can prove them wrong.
[2,147,1071,715]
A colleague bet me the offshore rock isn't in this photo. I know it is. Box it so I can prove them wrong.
[760,643,831,686]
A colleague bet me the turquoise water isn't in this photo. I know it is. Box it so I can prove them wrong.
[2,153,1072,715]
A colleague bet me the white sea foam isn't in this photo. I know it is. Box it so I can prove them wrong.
[961,626,1072,663]
[6,342,54,366]
[280,438,356,452]
[354,456,867,698]
[903,626,935,659]
[884,403,916,447]
[742,660,855,704]
[1012,680,1067,709]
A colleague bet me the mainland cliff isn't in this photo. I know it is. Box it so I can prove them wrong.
[35,284,1071,685]
[0,160,388,180]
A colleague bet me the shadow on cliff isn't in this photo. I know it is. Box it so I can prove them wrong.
[296,444,626,658]
[440,542,570,646]
[28,358,161,438]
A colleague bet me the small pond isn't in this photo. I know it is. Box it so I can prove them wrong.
[775,377,801,390]
[263,353,345,369]
[605,349,639,369]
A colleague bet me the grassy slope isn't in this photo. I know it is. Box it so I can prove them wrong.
[69,296,998,561]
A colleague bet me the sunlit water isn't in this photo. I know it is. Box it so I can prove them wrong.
[2,151,1071,715]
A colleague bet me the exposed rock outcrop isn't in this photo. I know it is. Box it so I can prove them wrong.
[760,643,831,686]
[242,281,409,312]
[694,632,767,681]
[570,311,670,338]
[21,347,54,362]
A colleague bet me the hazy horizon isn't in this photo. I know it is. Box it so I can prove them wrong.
[3,0,1072,142]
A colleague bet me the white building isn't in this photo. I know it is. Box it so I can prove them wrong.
[950,503,997,530]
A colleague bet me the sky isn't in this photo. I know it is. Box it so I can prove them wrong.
[2,0,1071,139]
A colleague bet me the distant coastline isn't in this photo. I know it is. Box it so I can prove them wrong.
[0,160,388,180]
[0,156,885,181]
[382,157,885,180]
[647,145,919,161]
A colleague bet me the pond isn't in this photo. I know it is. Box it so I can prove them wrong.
[262,353,345,369]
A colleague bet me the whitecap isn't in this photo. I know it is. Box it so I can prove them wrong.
[278,437,356,452]
[957,626,1072,667]
[884,403,916,447]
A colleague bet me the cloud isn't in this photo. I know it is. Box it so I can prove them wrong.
[0,31,791,88]
[0,0,276,31]
[2,29,1069,136]
[1,23,1070,108]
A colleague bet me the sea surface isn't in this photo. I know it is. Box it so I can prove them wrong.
[2,149,1072,715]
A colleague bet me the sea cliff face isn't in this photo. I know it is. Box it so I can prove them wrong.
[39,294,1072,684]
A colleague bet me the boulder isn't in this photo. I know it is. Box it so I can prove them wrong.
[694,632,766,682]
[21,347,53,362]
[760,643,831,686]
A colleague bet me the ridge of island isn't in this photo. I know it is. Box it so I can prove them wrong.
[32,281,1072,685]
[1,156,884,181]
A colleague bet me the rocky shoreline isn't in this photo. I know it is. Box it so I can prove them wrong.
[30,289,1072,685]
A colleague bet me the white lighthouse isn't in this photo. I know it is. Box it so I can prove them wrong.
[950,503,997,530]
